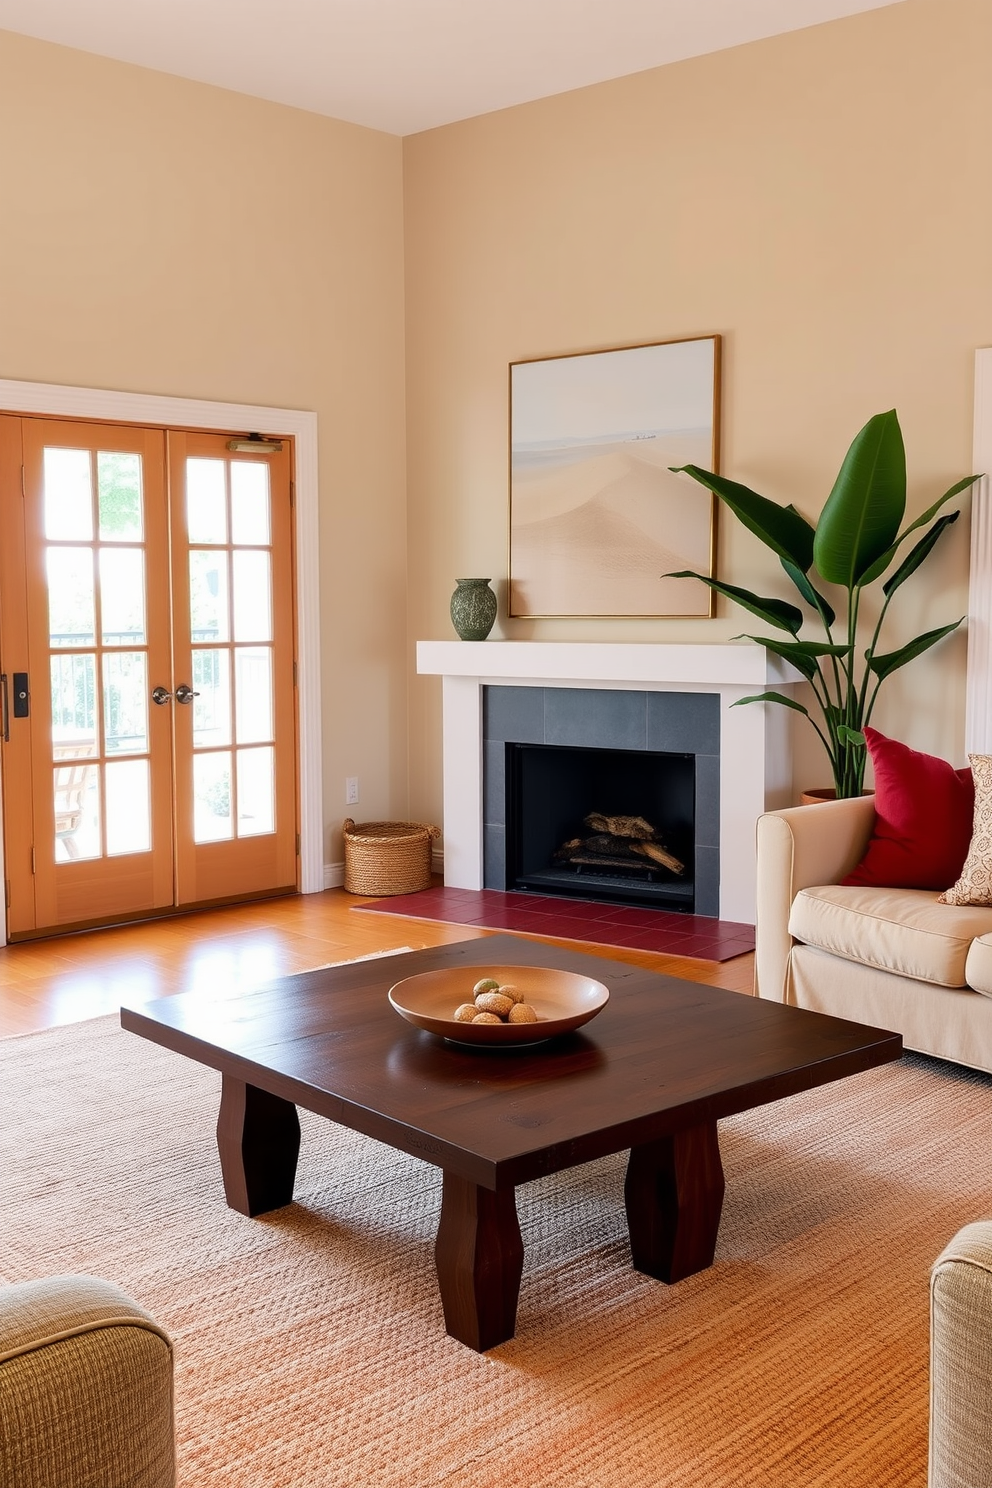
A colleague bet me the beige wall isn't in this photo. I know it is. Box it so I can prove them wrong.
[4,3,992,880]
[404,0,992,827]
[0,29,408,870]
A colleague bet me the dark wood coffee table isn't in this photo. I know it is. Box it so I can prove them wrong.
[120,935,901,1351]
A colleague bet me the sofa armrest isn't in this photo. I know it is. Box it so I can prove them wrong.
[0,1275,175,1488]
[755,795,876,1002]
[930,1223,992,1488]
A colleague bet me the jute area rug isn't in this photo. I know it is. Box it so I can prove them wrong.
[3,1015,992,1488]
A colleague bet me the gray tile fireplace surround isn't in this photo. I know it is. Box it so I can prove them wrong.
[483,686,720,916]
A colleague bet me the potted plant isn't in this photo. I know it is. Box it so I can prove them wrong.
[667,410,980,798]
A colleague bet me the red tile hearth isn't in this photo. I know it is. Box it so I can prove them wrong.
[354,887,754,962]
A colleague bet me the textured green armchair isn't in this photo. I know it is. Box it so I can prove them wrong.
[0,1275,175,1488]
[931,1224,992,1488]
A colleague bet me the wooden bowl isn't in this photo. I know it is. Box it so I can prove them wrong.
[388,964,609,1046]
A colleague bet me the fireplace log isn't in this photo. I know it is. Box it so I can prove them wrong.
[554,834,638,864]
[584,813,658,841]
[583,833,643,860]
[561,854,664,872]
[630,840,685,875]
[553,831,685,877]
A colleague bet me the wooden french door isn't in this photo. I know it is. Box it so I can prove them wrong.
[0,416,298,937]
[167,431,297,905]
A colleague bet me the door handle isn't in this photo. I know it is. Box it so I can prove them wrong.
[151,686,173,706]
[0,674,7,742]
[174,684,200,705]
[12,672,28,718]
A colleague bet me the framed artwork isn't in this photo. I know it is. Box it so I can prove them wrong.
[508,334,720,618]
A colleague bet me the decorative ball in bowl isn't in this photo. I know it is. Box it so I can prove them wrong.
[388,964,609,1046]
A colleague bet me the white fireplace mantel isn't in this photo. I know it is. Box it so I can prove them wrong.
[417,641,801,925]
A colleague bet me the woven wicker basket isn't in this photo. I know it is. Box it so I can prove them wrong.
[342,818,440,896]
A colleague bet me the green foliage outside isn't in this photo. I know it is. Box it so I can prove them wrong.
[96,452,142,538]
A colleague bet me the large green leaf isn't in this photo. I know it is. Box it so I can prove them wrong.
[735,634,849,682]
[901,474,982,538]
[730,691,812,715]
[780,557,836,627]
[664,572,804,634]
[881,511,959,598]
[670,466,815,570]
[859,475,980,587]
[813,411,907,586]
[866,618,963,681]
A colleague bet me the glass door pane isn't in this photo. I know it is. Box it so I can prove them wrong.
[14,418,174,933]
[187,453,276,845]
[169,428,297,905]
[42,444,155,865]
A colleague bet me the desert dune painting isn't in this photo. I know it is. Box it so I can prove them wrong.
[509,335,719,617]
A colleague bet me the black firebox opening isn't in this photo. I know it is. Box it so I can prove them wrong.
[506,742,695,910]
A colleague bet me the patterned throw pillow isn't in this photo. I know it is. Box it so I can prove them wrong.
[940,754,992,906]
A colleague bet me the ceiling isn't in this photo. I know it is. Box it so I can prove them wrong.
[0,0,906,136]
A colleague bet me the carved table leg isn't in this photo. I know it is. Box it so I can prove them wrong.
[624,1121,725,1283]
[216,1073,301,1216]
[434,1172,524,1351]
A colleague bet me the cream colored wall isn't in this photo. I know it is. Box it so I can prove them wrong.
[5,3,991,882]
[404,0,992,827]
[0,29,408,872]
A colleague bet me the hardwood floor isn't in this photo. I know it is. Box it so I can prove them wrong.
[0,889,755,1038]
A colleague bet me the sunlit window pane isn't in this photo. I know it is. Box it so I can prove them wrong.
[189,551,229,642]
[194,751,232,842]
[186,458,227,543]
[44,448,93,540]
[234,647,273,743]
[232,550,271,642]
[231,462,271,545]
[103,652,147,755]
[54,758,100,861]
[51,655,98,753]
[192,650,231,747]
[237,747,274,837]
[47,548,95,647]
[100,548,146,645]
[97,452,143,541]
[106,759,151,855]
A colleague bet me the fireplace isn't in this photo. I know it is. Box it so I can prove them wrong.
[416,641,799,924]
[506,742,696,909]
[482,684,721,916]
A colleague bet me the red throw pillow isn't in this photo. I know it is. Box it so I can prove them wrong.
[842,727,974,890]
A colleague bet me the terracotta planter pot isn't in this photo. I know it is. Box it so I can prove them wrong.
[800,787,838,806]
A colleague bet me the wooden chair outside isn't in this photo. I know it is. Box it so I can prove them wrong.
[53,746,97,860]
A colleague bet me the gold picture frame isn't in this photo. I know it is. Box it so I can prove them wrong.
[508,334,720,618]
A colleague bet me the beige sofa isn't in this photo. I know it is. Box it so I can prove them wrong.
[755,795,992,1074]
[931,1223,992,1487]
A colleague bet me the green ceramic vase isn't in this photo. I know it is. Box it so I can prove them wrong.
[450,578,497,641]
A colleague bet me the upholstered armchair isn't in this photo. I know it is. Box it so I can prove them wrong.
[930,1224,992,1487]
[0,1274,175,1488]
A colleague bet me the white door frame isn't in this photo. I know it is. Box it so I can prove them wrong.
[0,378,323,946]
